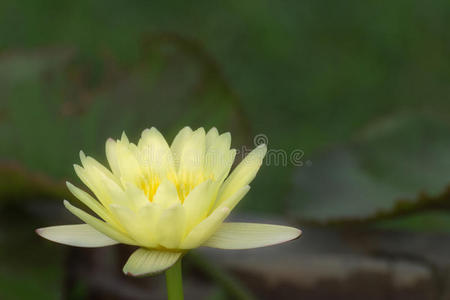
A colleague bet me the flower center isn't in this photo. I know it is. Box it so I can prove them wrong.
[139,173,207,203]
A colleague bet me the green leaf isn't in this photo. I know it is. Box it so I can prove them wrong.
[289,113,450,224]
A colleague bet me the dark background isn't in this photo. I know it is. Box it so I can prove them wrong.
[1,1,450,299]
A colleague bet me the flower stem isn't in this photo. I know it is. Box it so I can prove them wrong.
[165,258,184,300]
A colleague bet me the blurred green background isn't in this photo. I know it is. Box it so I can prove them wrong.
[1,1,450,299]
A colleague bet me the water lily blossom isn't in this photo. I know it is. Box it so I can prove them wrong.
[37,127,301,277]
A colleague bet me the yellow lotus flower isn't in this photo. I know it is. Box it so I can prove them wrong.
[37,127,301,276]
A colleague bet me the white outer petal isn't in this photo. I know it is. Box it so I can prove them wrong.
[36,224,119,248]
[202,222,302,249]
[123,248,182,276]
